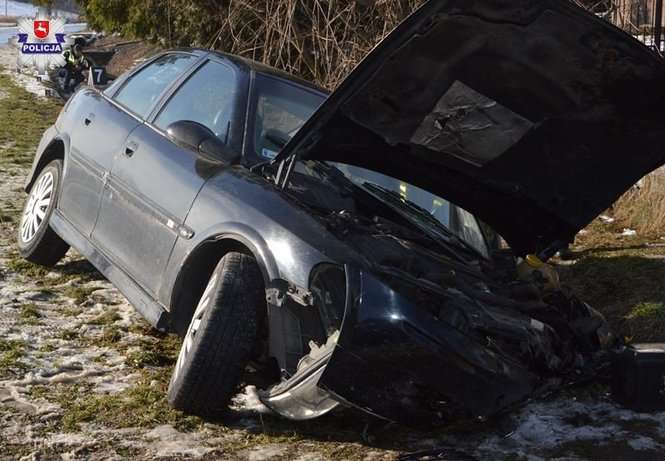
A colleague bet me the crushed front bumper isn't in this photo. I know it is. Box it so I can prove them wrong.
[318,267,543,426]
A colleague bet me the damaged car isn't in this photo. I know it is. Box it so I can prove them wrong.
[18,0,665,425]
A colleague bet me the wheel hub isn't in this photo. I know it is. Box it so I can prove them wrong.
[20,171,54,243]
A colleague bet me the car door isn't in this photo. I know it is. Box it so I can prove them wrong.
[92,58,242,296]
[58,89,140,238]
[58,53,198,239]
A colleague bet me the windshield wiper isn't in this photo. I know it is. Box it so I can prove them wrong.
[361,182,485,260]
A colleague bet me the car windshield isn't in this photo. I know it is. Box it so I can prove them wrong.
[335,164,489,258]
[251,75,490,258]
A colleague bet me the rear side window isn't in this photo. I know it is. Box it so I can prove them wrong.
[154,61,238,142]
[114,54,197,118]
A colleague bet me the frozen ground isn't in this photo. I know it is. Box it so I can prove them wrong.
[1,45,665,460]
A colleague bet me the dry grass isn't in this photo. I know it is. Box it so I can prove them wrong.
[612,169,665,237]
[212,0,424,89]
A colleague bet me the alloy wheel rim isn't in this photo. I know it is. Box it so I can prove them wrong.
[173,273,218,382]
[20,171,54,243]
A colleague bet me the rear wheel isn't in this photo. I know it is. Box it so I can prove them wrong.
[17,159,70,266]
[167,252,263,418]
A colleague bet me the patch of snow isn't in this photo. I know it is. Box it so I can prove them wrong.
[0,46,47,96]
[628,436,663,451]
[144,424,214,458]
[231,385,272,414]
[47,432,91,447]
[293,453,326,461]
[621,228,637,237]
[473,398,665,459]
[243,444,287,461]
[92,372,140,394]
[599,215,615,224]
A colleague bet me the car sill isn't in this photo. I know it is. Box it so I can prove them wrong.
[49,209,171,330]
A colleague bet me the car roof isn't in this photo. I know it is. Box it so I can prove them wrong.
[171,48,329,96]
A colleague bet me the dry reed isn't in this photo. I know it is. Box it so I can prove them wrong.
[613,169,665,236]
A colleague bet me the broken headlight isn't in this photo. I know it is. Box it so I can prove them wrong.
[310,264,346,337]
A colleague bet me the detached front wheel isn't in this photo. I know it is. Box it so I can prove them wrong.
[17,159,70,266]
[168,252,263,418]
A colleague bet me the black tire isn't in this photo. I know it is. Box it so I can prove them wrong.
[17,159,70,266]
[167,252,263,418]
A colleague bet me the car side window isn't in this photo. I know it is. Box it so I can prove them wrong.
[154,61,238,142]
[113,53,197,118]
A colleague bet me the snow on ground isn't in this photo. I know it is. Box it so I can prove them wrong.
[0,39,48,95]
[475,398,665,460]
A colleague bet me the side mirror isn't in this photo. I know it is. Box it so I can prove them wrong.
[166,120,239,165]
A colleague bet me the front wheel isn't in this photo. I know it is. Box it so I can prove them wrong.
[167,252,263,418]
[17,159,70,266]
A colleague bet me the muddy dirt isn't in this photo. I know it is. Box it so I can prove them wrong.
[2,44,665,460]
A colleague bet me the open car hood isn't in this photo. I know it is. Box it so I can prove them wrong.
[277,0,665,256]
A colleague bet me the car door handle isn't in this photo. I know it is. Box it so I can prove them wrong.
[84,113,95,126]
[124,141,139,157]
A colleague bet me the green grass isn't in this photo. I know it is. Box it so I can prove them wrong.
[6,256,49,278]
[63,285,99,305]
[628,302,665,320]
[0,73,62,166]
[61,306,84,317]
[0,211,15,223]
[98,326,123,347]
[59,329,79,341]
[125,334,180,369]
[0,339,27,376]
[559,220,665,342]
[19,302,41,325]
[38,343,56,353]
[55,372,201,432]
[87,310,121,325]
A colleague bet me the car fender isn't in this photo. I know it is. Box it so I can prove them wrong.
[160,220,273,307]
[24,127,70,192]
[190,222,281,284]
[160,168,359,305]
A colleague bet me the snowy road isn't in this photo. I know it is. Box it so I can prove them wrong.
[1,0,78,19]
[0,22,87,46]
